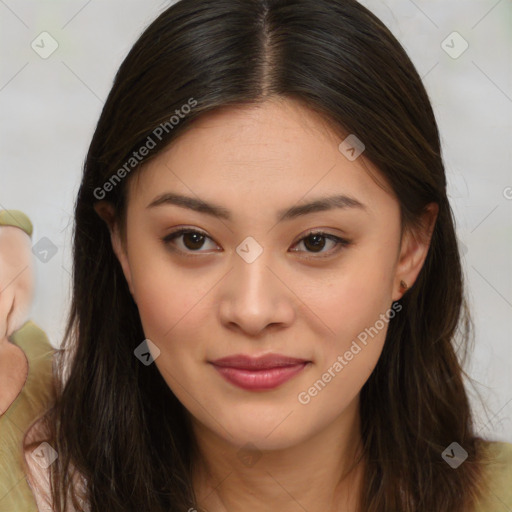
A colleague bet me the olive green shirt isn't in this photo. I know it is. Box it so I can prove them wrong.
[475,440,512,511]
[0,321,54,512]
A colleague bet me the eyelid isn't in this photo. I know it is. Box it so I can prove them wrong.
[161,227,351,257]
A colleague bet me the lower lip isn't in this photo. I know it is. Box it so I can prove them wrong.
[211,362,309,390]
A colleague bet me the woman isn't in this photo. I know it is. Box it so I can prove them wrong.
[22,0,512,511]
[0,210,55,512]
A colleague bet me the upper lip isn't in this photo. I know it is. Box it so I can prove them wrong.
[210,353,310,370]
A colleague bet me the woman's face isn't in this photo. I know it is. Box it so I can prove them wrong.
[111,98,431,452]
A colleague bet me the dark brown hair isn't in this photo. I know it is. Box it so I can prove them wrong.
[27,0,494,510]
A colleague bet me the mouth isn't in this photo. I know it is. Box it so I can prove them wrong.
[209,354,311,391]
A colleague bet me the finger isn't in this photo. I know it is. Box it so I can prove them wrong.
[0,293,14,340]
[6,294,31,338]
[3,263,35,338]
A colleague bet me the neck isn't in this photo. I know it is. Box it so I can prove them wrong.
[190,395,364,512]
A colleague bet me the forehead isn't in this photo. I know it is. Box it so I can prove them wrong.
[126,98,395,220]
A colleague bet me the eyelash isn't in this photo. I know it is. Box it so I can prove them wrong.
[161,228,351,259]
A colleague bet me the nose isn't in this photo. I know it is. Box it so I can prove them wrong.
[218,251,296,337]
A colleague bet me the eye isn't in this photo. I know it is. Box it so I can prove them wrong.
[290,230,351,258]
[161,228,351,257]
[162,228,219,253]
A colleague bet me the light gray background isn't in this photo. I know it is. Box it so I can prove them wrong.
[1,0,511,442]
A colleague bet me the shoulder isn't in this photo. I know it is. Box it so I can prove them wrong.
[6,320,56,427]
[475,440,512,512]
[24,445,54,511]
[10,320,55,403]
[10,320,55,357]
[23,420,90,512]
[23,420,55,512]
[482,439,512,476]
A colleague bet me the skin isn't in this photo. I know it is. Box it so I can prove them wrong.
[97,97,438,512]
[0,341,28,415]
[0,225,33,415]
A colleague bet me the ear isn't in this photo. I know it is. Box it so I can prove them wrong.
[94,201,136,299]
[392,202,439,302]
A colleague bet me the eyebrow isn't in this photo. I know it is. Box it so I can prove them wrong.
[146,192,367,222]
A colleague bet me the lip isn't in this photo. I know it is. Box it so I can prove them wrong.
[209,353,311,391]
[210,353,309,369]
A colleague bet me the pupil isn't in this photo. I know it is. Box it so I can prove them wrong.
[305,234,325,252]
[184,233,204,250]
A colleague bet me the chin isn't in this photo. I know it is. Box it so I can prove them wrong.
[215,415,310,452]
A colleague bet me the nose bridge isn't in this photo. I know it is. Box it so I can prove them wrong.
[219,236,294,334]
[233,237,278,306]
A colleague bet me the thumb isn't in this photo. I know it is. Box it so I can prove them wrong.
[7,295,31,338]
[0,292,14,340]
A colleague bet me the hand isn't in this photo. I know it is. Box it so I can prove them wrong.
[0,225,34,339]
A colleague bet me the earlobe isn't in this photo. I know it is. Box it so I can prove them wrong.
[93,201,136,299]
[393,203,439,302]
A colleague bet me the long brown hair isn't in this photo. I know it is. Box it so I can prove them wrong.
[27,0,493,510]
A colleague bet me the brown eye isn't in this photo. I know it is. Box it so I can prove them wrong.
[162,228,350,258]
[302,233,328,252]
[181,232,206,250]
[162,229,219,253]
[291,231,351,257]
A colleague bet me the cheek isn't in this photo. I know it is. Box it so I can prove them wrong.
[131,262,208,402]
[134,273,207,352]
[303,258,394,345]
[127,239,204,336]
[128,251,215,390]
[297,257,395,400]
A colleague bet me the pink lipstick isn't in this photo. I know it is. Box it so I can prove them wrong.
[209,354,310,391]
